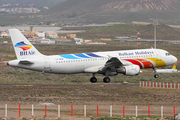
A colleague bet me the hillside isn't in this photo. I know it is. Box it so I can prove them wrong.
[76,24,180,40]
[42,0,180,24]
[0,0,65,9]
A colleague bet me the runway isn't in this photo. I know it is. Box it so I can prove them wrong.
[0,83,139,87]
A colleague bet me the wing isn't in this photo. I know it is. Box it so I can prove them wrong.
[99,57,123,73]
[84,57,124,73]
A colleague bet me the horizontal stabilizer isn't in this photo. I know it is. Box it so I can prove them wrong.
[19,60,34,65]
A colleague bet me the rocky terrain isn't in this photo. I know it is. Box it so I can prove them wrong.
[101,0,180,12]
[41,0,180,24]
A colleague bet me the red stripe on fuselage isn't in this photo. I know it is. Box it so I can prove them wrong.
[123,59,143,68]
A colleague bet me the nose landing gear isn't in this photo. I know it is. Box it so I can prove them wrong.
[154,74,159,78]
[153,68,159,78]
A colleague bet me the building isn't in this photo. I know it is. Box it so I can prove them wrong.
[35,32,45,38]
[85,40,106,45]
[84,40,92,43]
[100,38,111,41]
[56,38,73,44]
[45,32,58,38]
[0,31,9,38]
[115,36,130,39]
[56,38,71,42]
[30,31,38,35]
[35,38,55,44]
[67,34,76,38]
[74,38,83,45]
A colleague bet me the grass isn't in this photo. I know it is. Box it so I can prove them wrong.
[96,116,164,120]
[0,70,180,84]
[5,55,16,60]
[76,24,180,40]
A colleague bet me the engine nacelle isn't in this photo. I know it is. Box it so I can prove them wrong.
[117,65,140,76]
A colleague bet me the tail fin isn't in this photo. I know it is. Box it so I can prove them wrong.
[172,63,177,69]
[9,29,44,59]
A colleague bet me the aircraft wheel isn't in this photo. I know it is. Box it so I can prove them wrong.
[90,77,97,83]
[154,74,159,78]
[103,77,111,83]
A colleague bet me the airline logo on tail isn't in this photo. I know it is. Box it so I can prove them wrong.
[15,42,32,51]
[15,41,35,56]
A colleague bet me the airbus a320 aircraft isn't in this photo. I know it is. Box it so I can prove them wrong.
[7,29,177,83]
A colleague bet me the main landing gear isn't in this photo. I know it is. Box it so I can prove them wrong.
[90,76,97,83]
[153,68,159,78]
[90,74,111,83]
[103,77,111,83]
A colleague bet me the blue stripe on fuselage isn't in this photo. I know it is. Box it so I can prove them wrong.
[59,53,102,59]
[59,54,80,59]
[74,53,91,58]
[85,53,102,57]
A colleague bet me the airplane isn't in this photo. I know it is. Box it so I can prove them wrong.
[7,29,177,83]
[156,63,178,73]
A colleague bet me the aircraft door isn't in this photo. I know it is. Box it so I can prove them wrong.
[156,50,162,61]
[44,58,50,70]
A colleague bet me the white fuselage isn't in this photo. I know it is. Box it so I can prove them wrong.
[8,48,177,74]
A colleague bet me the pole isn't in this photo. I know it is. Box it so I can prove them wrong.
[84,105,86,117]
[110,105,112,117]
[97,105,99,117]
[136,106,137,117]
[58,105,60,117]
[5,104,7,117]
[45,105,47,117]
[32,104,34,116]
[161,106,163,117]
[148,106,150,116]
[153,20,158,49]
[71,105,73,116]
[123,106,125,117]
[19,104,20,117]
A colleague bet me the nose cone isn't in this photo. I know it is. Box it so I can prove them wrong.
[165,55,178,66]
[174,56,178,63]
[171,56,177,64]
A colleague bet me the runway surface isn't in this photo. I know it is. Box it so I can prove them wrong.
[0,83,139,86]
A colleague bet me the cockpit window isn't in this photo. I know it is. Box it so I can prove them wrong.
[165,53,170,56]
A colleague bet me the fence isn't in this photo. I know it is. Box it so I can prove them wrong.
[140,81,179,89]
[1,104,179,118]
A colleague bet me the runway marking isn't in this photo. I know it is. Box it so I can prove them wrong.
[16,85,34,87]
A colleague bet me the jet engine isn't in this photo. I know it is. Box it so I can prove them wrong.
[117,65,140,76]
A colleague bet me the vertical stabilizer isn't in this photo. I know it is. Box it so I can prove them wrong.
[9,29,44,59]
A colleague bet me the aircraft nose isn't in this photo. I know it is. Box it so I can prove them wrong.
[173,56,178,63]
[174,56,178,63]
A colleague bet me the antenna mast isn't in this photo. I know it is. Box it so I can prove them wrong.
[153,20,158,49]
